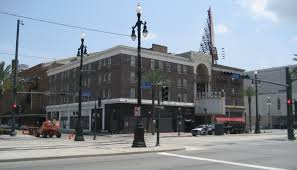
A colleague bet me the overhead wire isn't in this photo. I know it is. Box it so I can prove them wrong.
[0,52,57,60]
[0,11,130,37]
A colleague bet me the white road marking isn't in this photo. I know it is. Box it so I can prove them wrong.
[184,146,206,151]
[158,152,288,170]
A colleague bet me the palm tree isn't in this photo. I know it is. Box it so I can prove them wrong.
[243,87,255,133]
[144,69,170,134]
[0,61,12,95]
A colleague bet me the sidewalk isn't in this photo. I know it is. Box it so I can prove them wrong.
[0,131,184,162]
[0,129,291,162]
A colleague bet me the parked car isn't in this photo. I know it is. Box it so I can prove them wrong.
[191,125,207,136]
[207,124,215,135]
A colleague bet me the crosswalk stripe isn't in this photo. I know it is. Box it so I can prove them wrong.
[158,152,288,170]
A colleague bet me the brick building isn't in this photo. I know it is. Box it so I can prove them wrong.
[46,44,245,133]
[0,58,74,126]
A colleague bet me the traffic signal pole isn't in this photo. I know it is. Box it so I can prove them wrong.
[10,20,21,136]
[243,67,295,140]
[286,67,295,140]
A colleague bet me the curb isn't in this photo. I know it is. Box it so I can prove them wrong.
[0,146,185,163]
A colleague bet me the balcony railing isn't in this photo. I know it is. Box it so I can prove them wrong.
[196,91,225,99]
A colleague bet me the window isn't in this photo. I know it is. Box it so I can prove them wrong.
[183,65,187,74]
[130,88,135,98]
[108,57,111,66]
[178,79,182,88]
[103,73,107,82]
[98,61,102,70]
[108,72,111,83]
[103,59,106,66]
[88,78,91,88]
[183,93,187,102]
[159,61,163,71]
[166,63,171,72]
[63,96,67,103]
[277,97,281,110]
[183,79,187,89]
[108,89,111,98]
[98,74,102,84]
[130,71,135,82]
[130,56,136,67]
[177,93,182,102]
[151,59,155,70]
[177,64,181,74]
[103,89,106,98]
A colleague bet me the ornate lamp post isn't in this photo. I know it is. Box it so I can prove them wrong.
[178,107,182,136]
[131,4,148,147]
[267,97,272,130]
[75,32,88,141]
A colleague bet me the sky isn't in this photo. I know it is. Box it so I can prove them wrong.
[0,0,297,71]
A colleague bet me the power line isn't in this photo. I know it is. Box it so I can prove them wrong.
[0,52,56,60]
[0,11,130,37]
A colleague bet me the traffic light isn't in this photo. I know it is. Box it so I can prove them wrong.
[97,96,102,108]
[288,99,293,105]
[17,105,23,114]
[161,86,169,101]
[12,103,17,110]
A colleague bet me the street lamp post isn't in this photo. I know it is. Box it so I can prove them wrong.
[204,108,207,125]
[178,107,182,136]
[131,4,148,147]
[156,84,161,146]
[267,97,272,130]
[75,33,87,141]
[254,71,260,134]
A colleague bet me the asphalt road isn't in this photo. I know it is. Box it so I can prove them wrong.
[0,138,296,170]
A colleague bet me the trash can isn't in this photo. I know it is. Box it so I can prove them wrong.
[214,123,224,135]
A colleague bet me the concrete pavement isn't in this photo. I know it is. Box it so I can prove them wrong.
[0,129,292,162]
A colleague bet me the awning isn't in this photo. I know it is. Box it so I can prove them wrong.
[215,116,245,123]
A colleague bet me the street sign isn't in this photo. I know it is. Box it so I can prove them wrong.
[82,89,91,97]
[134,107,141,117]
[142,82,152,89]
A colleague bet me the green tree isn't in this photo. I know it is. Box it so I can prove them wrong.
[292,54,297,77]
[243,87,255,132]
[144,69,170,134]
[0,61,12,95]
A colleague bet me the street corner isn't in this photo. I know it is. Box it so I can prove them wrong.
[113,144,185,155]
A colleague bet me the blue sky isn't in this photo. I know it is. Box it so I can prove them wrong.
[0,0,296,71]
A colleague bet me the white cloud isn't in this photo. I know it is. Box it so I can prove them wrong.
[237,0,278,23]
[215,24,230,34]
[237,0,297,23]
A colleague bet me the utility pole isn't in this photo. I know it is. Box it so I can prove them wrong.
[254,71,260,134]
[286,67,295,140]
[10,19,22,136]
